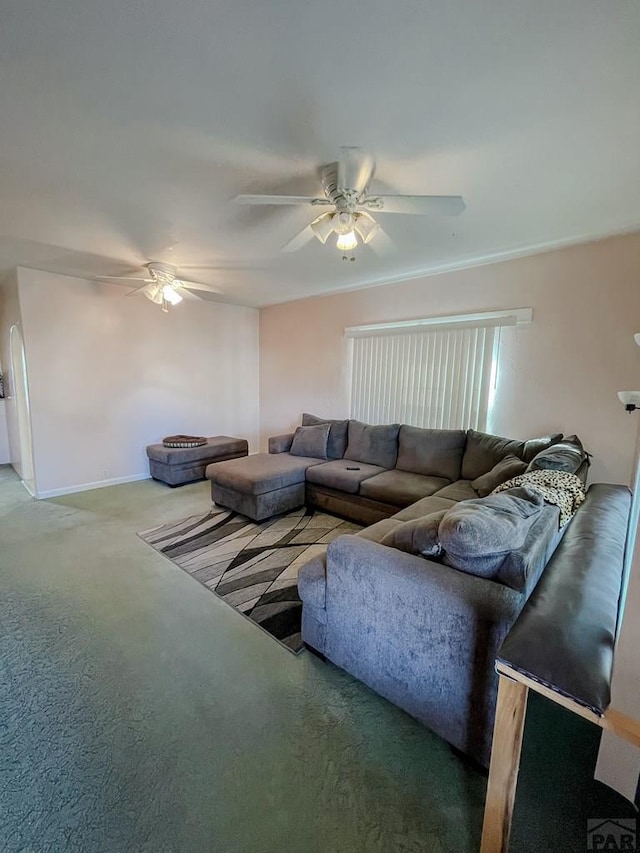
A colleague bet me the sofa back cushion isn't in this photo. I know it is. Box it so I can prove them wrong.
[526,434,587,475]
[522,433,564,463]
[345,420,400,469]
[289,423,330,459]
[438,487,544,590]
[396,426,466,481]
[461,429,526,480]
[302,413,349,459]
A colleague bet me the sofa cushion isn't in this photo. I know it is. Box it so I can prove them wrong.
[438,487,545,590]
[461,430,526,480]
[205,452,325,496]
[345,420,400,469]
[302,413,349,459]
[396,426,466,481]
[526,434,587,475]
[433,480,479,502]
[522,433,564,463]
[306,459,386,494]
[381,509,449,557]
[392,495,457,521]
[289,423,330,459]
[471,455,528,498]
[355,518,404,543]
[359,470,450,507]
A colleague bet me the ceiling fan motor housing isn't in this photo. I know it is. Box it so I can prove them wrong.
[146,261,178,284]
[321,165,366,211]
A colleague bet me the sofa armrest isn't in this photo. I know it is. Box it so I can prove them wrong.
[322,535,525,766]
[268,432,295,454]
[325,535,522,626]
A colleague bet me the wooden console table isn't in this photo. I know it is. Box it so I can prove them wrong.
[478,484,637,852]
[480,664,640,853]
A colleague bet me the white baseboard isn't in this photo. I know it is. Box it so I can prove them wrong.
[37,473,151,499]
[21,479,36,497]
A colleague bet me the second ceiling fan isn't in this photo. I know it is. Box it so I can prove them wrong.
[95,262,223,311]
[234,147,466,257]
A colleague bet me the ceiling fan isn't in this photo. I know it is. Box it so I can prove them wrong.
[234,147,465,257]
[94,262,223,312]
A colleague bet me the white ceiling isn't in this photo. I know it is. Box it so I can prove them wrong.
[0,0,638,307]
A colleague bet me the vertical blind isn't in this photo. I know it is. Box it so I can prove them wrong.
[347,323,499,431]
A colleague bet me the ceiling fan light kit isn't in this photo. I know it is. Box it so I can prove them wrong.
[234,146,465,259]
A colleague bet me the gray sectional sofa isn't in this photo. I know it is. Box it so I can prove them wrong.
[206,412,564,525]
[206,415,599,766]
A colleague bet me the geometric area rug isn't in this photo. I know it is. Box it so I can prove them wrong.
[138,507,361,654]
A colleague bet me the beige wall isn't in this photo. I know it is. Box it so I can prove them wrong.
[260,232,640,485]
[16,267,260,497]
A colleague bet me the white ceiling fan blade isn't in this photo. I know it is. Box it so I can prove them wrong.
[337,147,375,194]
[93,275,153,283]
[367,226,394,256]
[173,285,202,302]
[125,282,155,296]
[282,224,317,253]
[179,264,263,271]
[176,279,223,294]
[233,194,330,207]
[360,195,466,216]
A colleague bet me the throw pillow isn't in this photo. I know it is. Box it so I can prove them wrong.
[380,509,448,558]
[438,487,544,589]
[289,423,330,459]
[522,433,563,463]
[460,430,526,480]
[526,434,587,475]
[471,454,528,498]
[345,420,401,469]
[301,413,349,459]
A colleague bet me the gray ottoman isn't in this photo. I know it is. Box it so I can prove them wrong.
[205,452,325,521]
[147,436,248,486]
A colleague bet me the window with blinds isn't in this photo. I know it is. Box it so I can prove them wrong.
[346,309,532,432]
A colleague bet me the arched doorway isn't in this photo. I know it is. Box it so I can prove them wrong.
[9,324,35,493]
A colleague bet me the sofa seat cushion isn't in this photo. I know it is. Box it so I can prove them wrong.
[345,420,400,469]
[306,459,386,494]
[396,426,466,481]
[433,480,479,502]
[392,495,457,521]
[461,429,526,480]
[359,470,450,507]
[205,452,325,496]
[302,413,349,459]
[355,518,404,543]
